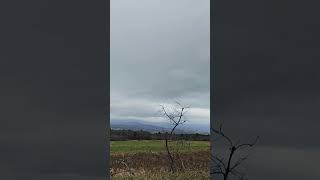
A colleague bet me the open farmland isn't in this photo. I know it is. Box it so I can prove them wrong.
[110,140,210,180]
[111,140,209,154]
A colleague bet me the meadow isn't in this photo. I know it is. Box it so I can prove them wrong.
[111,140,209,153]
[110,140,210,180]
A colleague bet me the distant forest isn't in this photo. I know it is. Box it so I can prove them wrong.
[111,129,210,141]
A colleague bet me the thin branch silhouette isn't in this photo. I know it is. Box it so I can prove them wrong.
[211,123,259,180]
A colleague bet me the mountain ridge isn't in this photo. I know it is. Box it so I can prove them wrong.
[110,119,209,134]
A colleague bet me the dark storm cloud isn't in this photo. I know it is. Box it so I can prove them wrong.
[213,0,320,179]
[0,0,108,179]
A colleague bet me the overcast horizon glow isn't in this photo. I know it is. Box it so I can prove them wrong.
[110,0,210,126]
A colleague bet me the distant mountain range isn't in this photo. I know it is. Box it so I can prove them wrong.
[111,119,209,134]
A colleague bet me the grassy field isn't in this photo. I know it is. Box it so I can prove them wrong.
[110,140,210,180]
[110,140,210,154]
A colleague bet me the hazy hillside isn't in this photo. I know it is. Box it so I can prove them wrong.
[110,120,209,134]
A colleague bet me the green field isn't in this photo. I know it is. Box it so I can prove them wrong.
[110,140,210,154]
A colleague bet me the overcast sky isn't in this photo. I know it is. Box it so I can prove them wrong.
[110,0,210,126]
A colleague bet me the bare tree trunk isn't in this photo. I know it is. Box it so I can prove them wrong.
[160,103,187,174]
[165,133,175,173]
[224,147,235,180]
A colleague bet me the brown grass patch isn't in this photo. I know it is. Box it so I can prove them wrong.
[110,150,210,179]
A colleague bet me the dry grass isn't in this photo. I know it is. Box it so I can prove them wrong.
[111,170,210,180]
[111,150,210,180]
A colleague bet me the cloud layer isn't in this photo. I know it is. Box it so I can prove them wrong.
[111,0,210,125]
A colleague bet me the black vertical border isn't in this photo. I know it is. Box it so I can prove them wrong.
[106,0,110,179]
[0,0,109,179]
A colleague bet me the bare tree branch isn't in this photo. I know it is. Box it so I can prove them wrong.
[211,124,233,147]
[160,101,190,173]
[211,123,259,180]
[211,155,227,170]
[235,136,259,149]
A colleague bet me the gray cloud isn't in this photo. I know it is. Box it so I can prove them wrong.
[111,0,210,126]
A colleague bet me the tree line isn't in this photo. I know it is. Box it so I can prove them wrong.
[110,129,209,141]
